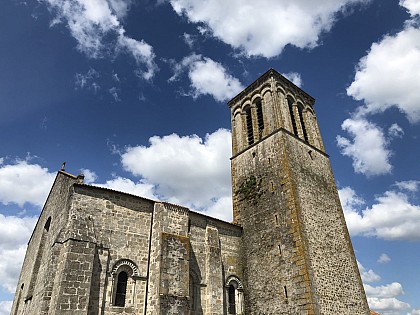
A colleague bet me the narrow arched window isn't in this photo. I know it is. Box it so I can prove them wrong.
[226,276,244,315]
[256,99,264,134]
[115,271,128,307]
[44,217,51,232]
[245,107,254,145]
[228,284,236,314]
[297,103,308,142]
[287,97,298,136]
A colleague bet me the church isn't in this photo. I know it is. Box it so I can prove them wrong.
[11,69,371,314]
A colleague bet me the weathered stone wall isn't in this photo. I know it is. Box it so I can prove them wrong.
[67,185,154,315]
[232,132,313,314]
[231,128,370,314]
[188,212,243,315]
[284,133,370,314]
[11,171,80,315]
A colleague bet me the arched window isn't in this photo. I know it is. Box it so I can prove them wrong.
[287,97,298,136]
[245,106,254,145]
[226,276,244,315]
[255,99,264,136]
[111,259,139,308]
[297,103,308,142]
[114,271,128,307]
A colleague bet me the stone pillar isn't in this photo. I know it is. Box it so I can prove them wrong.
[146,203,190,315]
[262,90,275,135]
[205,226,223,315]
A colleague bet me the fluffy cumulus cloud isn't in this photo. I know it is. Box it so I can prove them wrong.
[168,0,368,57]
[347,26,420,123]
[357,262,411,315]
[365,282,405,298]
[41,0,156,79]
[0,160,56,207]
[80,168,98,184]
[368,297,410,315]
[97,176,157,201]
[400,0,420,16]
[336,118,392,176]
[169,54,243,102]
[388,123,404,139]
[283,72,303,87]
[0,214,37,294]
[339,185,420,240]
[121,129,233,221]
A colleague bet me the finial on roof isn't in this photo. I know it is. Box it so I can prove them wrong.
[61,162,66,171]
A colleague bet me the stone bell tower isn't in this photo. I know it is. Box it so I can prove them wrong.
[228,69,370,314]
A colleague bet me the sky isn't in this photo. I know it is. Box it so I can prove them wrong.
[0,0,419,314]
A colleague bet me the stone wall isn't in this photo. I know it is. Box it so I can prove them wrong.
[283,132,370,314]
[11,171,80,315]
[67,184,154,315]
[231,128,370,314]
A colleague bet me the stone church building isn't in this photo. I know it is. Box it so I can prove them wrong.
[11,69,371,314]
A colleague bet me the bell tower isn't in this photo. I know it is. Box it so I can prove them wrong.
[228,69,370,314]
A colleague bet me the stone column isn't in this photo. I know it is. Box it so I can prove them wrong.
[205,226,223,315]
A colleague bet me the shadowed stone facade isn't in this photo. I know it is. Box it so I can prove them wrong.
[11,69,370,315]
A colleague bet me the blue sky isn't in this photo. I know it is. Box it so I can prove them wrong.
[1,0,420,314]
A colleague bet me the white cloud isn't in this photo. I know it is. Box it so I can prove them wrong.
[365,282,404,298]
[400,0,420,16]
[75,68,100,91]
[358,262,411,315]
[195,195,232,222]
[336,118,392,176]
[339,185,420,240]
[283,72,303,87]
[0,160,56,207]
[97,176,157,201]
[169,54,243,102]
[408,309,420,315]
[121,129,233,220]
[347,26,420,123]
[0,214,37,251]
[357,261,381,283]
[41,0,157,80]
[168,0,368,58]
[107,0,132,18]
[395,180,420,192]
[0,215,37,294]
[80,168,98,184]
[183,33,195,49]
[0,301,12,315]
[388,123,404,138]
[377,253,391,264]
[368,297,410,315]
